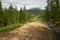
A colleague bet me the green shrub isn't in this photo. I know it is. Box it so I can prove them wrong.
[0,23,21,32]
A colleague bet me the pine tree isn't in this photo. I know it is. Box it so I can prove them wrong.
[45,6,50,22]
[3,8,8,26]
[23,6,32,22]
[12,6,18,23]
[45,0,56,23]
[19,6,29,23]
[55,0,60,24]
[23,6,28,22]
[7,5,18,25]
[45,0,60,24]
[19,7,23,23]
[0,0,4,26]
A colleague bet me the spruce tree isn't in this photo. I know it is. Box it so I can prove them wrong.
[45,0,56,23]
[0,0,4,26]
[23,6,32,22]
[7,5,17,25]
[3,8,8,26]
[19,6,29,23]
[23,6,28,22]
[19,7,23,23]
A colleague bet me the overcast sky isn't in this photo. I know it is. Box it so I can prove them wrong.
[1,0,47,10]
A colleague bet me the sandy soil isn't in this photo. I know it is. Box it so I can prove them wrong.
[0,21,55,40]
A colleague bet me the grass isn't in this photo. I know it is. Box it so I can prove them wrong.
[36,13,45,21]
[0,18,34,32]
[0,23,21,32]
[0,15,39,32]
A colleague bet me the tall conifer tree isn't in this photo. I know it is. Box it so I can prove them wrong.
[0,0,4,26]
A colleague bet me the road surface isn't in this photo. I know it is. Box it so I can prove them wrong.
[0,21,55,40]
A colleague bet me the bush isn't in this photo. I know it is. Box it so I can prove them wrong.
[0,23,21,32]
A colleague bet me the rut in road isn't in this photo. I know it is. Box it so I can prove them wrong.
[0,21,55,40]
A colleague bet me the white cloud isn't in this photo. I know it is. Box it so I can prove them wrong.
[1,0,47,10]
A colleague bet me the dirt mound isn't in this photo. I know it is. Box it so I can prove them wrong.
[0,21,55,40]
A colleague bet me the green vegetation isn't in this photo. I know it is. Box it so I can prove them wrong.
[0,0,4,26]
[0,0,60,33]
[0,0,44,32]
[45,0,60,24]
[37,13,45,21]
[0,0,34,32]
[45,0,60,40]
[0,23,21,32]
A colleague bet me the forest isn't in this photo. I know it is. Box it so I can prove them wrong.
[0,0,60,40]
[0,0,34,32]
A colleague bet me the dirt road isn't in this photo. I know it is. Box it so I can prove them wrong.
[0,21,55,40]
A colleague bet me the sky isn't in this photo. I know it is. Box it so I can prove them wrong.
[1,0,47,10]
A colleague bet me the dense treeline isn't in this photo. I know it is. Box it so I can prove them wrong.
[0,0,32,27]
[45,0,60,24]
[45,0,60,40]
